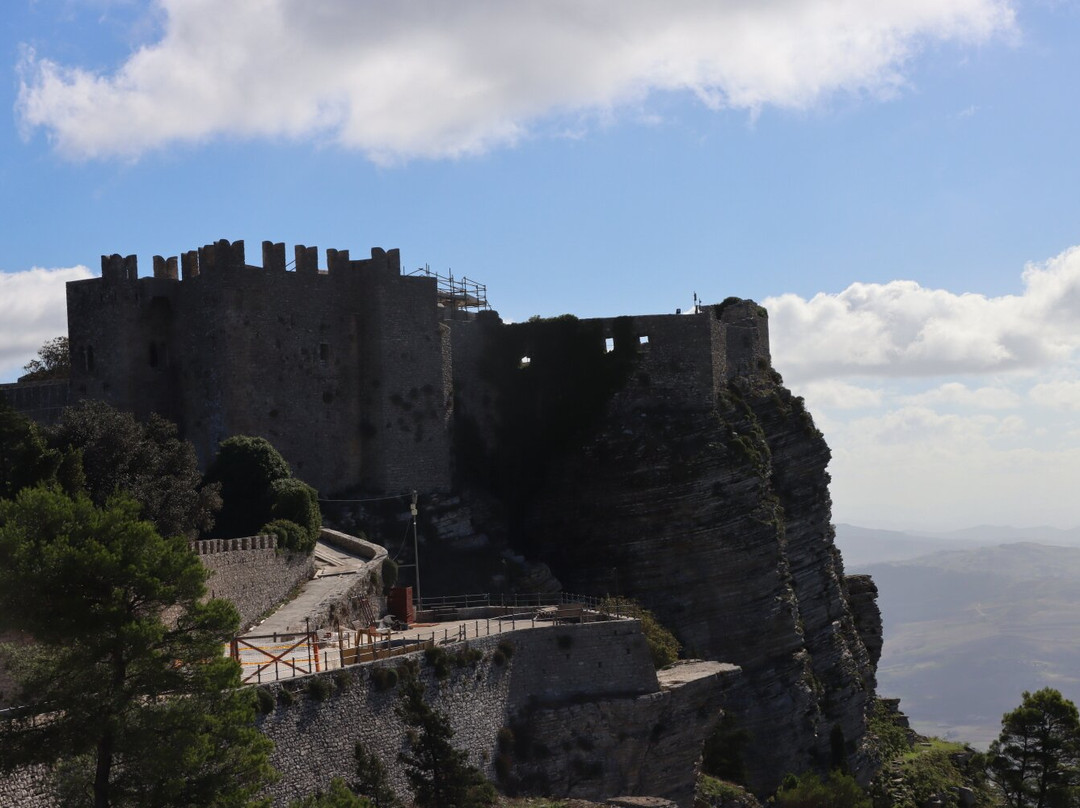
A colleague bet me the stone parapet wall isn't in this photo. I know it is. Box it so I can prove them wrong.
[504,619,658,709]
[193,536,314,630]
[191,534,279,554]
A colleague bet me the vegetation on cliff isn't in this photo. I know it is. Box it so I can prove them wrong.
[598,596,680,668]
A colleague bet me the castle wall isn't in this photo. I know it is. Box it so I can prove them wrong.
[54,239,771,501]
[63,240,453,496]
[67,268,180,423]
[0,380,69,424]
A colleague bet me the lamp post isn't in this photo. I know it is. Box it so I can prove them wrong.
[410,490,421,607]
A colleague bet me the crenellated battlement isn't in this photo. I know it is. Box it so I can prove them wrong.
[98,239,403,284]
[48,238,771,502]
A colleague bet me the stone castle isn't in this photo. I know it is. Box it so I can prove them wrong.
[9,237,772,496]
[3,238,880,797]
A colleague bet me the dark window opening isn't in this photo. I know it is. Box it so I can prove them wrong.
[319,342,329,365]
[149,343,159,368]
[604,337,615,353]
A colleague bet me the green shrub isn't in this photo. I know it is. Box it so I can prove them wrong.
[496,639,514,659]
[424,646,450,679]
[278,687,296,706]
[381,557,399,593]
[496,727,515,753]
[289,777,373,808]
[599,596,680,669]
[255,686,275,714]
[451,645,483,667]
[901,748,964,807]
[306,676,332,701]
[204,435,291,538]
[696,774,761,807]
[774,770,870,808]
[332,671,351,693]
[702,714,750,783]
[867,698,911,762]
[370,666,399,692]
[261,518,309,552]
[491,649,507,667]
[270,477,321,552]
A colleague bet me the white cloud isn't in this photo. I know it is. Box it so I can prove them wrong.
[0,267,94,382]
[765,245,1080,383]
[801,380,883,410]
[764,244,1080,529]
[1030,380,1080,411]
[17,0,1015,161]
[906,382,1021,409]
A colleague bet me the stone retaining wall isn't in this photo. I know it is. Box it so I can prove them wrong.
[0,622,737,808]
[255,620,735,808]
[0,762,53,808]
[191,535,315,631]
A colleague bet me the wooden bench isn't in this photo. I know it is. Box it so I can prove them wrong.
[553,604,584,624]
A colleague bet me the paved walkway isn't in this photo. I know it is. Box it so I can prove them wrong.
[242,540,369,637]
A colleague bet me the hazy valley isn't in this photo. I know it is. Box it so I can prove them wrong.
[838,525,1080,748]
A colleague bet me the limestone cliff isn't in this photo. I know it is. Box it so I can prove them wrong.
[442,304,881,794]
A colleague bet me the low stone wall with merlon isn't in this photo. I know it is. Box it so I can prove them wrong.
[191,534,315,631]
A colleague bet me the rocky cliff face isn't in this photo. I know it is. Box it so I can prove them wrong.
[440,306,882,795]
[518,380,875,792]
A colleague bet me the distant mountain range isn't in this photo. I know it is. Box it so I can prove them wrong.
[836,525,1080,749]
[835,523,1080,568]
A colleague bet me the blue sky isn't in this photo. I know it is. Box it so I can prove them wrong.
[3,0,1080,530]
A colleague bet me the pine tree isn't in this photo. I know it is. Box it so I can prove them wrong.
[0,486,275,808]
[352,743,402,808]
[395,663,496,808]
[988,688,1080,808]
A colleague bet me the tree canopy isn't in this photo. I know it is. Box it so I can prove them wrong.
[204,435,320,551]
[21,335,71,381]
[48,399,221,539]
[989,687,1080,808]
[0,400,64,499]
[0,486,275,807]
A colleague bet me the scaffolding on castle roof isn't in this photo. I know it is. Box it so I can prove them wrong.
[408,265,489,315]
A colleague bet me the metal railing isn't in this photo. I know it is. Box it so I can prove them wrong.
[417,591,622,613]
[230,593,635,683]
